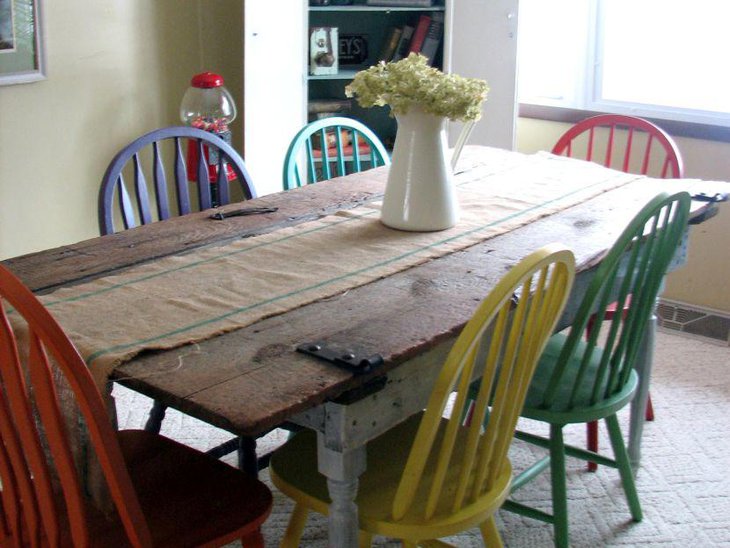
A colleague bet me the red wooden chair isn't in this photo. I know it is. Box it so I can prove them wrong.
[0,264,272,546]
[551,114,684,179]
[552,114,684,470]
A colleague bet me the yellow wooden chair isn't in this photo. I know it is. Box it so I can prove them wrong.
[269,244,575,547]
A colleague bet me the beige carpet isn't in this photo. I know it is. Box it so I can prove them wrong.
[114,329,730,547]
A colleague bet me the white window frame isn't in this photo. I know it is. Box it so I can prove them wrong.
[518,0,730,141]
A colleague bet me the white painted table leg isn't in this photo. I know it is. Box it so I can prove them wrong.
[316,432,366,548]
[629,310,656,470]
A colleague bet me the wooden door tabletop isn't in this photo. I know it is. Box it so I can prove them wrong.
[4,147,726,438]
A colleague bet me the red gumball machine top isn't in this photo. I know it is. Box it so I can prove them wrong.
[180,72,238,198]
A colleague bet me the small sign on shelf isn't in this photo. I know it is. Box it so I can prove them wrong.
[339,34,369,66]
[309,27,339,76]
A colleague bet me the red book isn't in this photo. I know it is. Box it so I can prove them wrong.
[407,15,432,55]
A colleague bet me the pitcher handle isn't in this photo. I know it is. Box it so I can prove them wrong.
[451,119,477,173]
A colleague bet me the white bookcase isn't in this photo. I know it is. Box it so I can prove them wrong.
[242,0,518,196]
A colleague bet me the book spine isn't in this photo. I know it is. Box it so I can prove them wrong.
[419,13,444,65]
[377,26,403,62]
[366,0,434,6]
[391,25,414,62]
[407,15,431,55]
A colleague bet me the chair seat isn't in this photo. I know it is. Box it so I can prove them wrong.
[270,413,513,540]
[113,430,272,546]
[522,334,639,424]
[51,430,272,547]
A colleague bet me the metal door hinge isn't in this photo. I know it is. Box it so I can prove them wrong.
[296,341,384,375]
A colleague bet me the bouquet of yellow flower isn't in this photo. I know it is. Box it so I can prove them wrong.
[345,53,489,122]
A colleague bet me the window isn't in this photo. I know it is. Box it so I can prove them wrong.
[518,0,730,131]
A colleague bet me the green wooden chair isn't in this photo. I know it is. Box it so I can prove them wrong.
[282,117,390,190]
[503,191,691,548]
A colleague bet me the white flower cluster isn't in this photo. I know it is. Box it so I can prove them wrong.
[345,53,489,122]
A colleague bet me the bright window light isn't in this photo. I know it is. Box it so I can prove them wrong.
[519,0,730,127]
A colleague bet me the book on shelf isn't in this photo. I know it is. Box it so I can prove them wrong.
[391,24,414,62]
[377,26,403,63]
[365,0,435,6]
[407,14,432,55]
[308,98,353,115]
[419,12,444,65]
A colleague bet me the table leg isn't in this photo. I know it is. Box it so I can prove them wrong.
[628,309,656,470]
[316,432,366,548]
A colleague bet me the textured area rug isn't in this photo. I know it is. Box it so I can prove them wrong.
[114,329,730,547]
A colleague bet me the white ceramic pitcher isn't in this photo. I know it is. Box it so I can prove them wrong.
[380,106,476,232]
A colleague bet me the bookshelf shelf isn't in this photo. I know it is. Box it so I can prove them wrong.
[310,6,445,13]
[308,70,361,80]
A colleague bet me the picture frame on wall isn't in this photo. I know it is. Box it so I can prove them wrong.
[0,0,45,86]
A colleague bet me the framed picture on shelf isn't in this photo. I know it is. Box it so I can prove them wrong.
[0,0,45,86]
[309,26,339,76]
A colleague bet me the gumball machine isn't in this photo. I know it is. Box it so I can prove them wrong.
[180,72,237,206]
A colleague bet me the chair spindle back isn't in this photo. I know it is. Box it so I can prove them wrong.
[0,265,153,546]
[283,117,390,190]
[539,192,691,411]
[391,245,575,521]
[99,126,257,235]
[552,114,684,179]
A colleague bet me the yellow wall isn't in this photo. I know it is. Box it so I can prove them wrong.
[517,118,730,313]
[0,0,241,260]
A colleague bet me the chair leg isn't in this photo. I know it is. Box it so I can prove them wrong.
[241,528,265,548]
[645,393,655,421]
[549,424,569,548]
[588,392,652,472]
[605,415,642,521]
[480,515,504,547]
[586,420,599,472]
[238,436,259,477]
[281,503,308,548]
[144,399,166,433]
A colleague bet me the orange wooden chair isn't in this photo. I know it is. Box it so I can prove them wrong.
[552,113,684,470]
[0,264,272,547]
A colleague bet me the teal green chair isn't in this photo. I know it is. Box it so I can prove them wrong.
[282,117,390,190]
[503,191,691,547]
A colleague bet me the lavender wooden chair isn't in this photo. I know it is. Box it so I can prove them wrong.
[98,126,257,235]
[98,126,261,475]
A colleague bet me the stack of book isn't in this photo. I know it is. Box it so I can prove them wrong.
[375,12,444,65]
